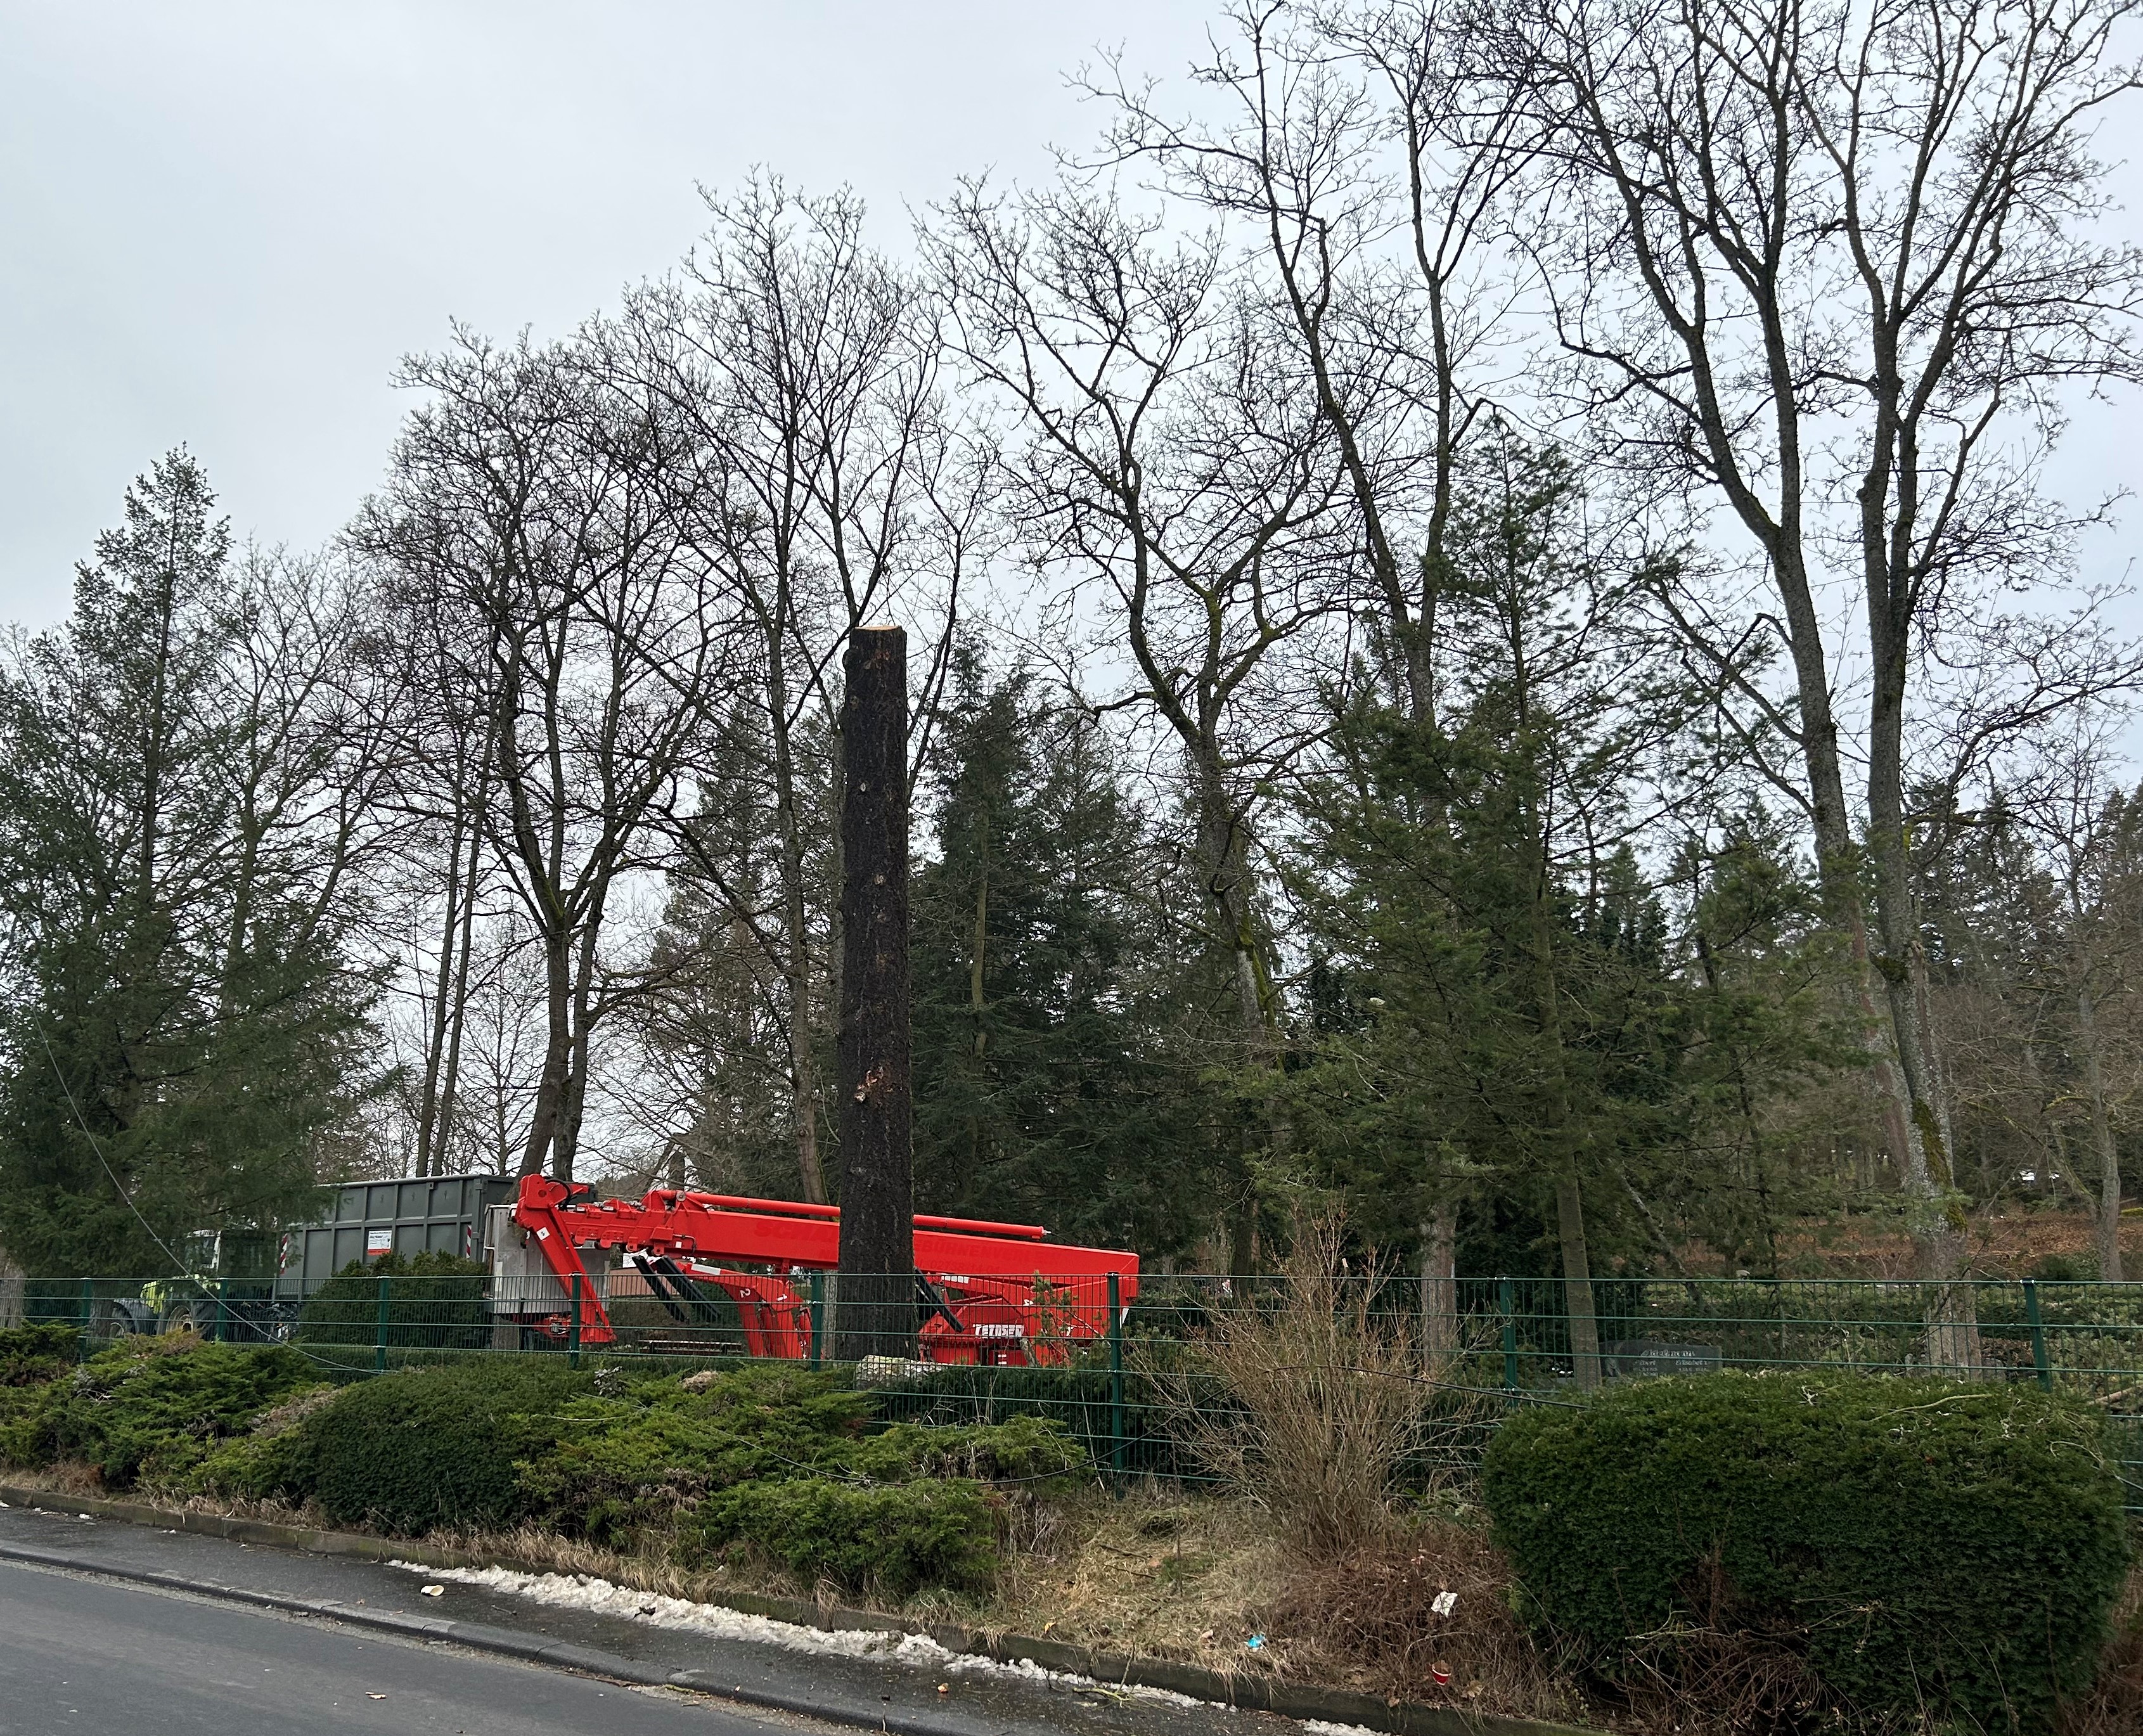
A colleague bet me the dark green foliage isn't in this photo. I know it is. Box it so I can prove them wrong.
[843,1413,1086,1484]
[1481,1371,2132,1732]
[910,650,1233,1257]
[873,1361,1198,1479]
[0,1343,1057,1601]
[186,1386,338,1503]
[680,1476,1000,1597]
[517,1365,872,1545]
[295,1252,489,1349]
[1280,439,1713,1275]
[0,1334,316,1487]
[0,453,371,1275]
[0,1321,79,1386]
[517,1366,1085,1548]
[304,1359,595,1535]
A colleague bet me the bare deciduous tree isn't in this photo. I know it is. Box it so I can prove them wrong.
[357,329,742,1182]
[617,179,976,1202]
[1492,0,2143,1337]
[934,179,1356,1263]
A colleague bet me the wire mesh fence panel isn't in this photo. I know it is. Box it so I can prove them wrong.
[20,1271,2142,1508]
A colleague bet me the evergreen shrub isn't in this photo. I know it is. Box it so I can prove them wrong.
[872,1362,1195,1477]
[0,1335,316,1486]
[296,1252,489,1351]
[516,1365,871,1544]
[305,1359,593,1534]
[1481,1371,2131,1733]
[844,1412,1087,1484]
[515,1368,1086,1546]
[679,1476,1000,1596]
[0,1321,79,1387]
[187,1384,340,1501]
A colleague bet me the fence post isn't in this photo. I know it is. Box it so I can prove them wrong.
[78,1276,92,1361]
[213,1279,228,1345]
[1107,1271,1126,1491]
[806,1271,825,1370]
[374,1275,391,1374]
[569,1273,583,1370]
[1499,1276,1518,1396]
[2023,1278,2052,1392]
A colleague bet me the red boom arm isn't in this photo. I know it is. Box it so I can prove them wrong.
[508,1174,1138,1365]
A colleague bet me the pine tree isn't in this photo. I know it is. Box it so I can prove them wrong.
[910,652,1226,1254]
[0,454,373,1275]
[1285,437,1702,1380]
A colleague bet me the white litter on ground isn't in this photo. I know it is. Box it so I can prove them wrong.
[387,1562,1210,1712]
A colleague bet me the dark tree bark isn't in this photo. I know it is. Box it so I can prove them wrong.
[835,624,915,1360]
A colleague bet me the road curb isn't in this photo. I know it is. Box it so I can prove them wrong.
[0,1482,1599,1736]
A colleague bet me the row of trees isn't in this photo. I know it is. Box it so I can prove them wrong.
[2,2,2139,1353]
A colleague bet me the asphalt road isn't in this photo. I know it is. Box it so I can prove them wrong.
[0,1556,825,1736]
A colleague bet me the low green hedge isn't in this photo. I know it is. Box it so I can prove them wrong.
[0,1322,79,1387]
[515,1365,872,1546]
[302,1358,595,1534]
[870,1361,1205,1479]
[296,1252,490,1351]
[519,1368,1086,1549]
[0,1334,317,1486]
[1482,1371,2131,1733]
[181,1351,1076,1587]
[680,1476,1000,1597]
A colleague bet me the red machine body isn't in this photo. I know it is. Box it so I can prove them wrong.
[508,1174,1138,1365]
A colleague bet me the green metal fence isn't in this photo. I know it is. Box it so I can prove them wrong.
[18,1271,2143,1510]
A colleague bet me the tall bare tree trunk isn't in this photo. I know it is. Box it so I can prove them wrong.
[2077,986,2126,1283]
[1420,1204,1458,1375]
[1554,1171,1601,1392]
[415,800,470,1180]
[766,631,827,1206]
[520,927,572,1180]
[1195,752,1286,1266]
[432,771,487,1174]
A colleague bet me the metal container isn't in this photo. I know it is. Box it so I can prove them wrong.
[285,1173,516,1294]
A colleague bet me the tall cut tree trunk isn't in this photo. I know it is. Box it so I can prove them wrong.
[834,625,914,1361]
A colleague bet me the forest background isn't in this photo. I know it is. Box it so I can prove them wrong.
[4,1,2143,1344]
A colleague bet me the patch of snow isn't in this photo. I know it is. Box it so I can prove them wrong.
[1301,1723,1384,1736]
[388,1561,1208,1711]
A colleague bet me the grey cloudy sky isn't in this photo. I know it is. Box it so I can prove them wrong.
[3,2,2137,636]
[0,1,1225,629]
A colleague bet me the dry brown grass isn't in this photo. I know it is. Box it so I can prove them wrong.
[1147,1217,1458,1557]
[1737,1206,2143,1280]
[982,1484,1287,1665]
[1267,1513,1586,1723]
[441,1522,761,1602]
[0,1460,103,1496]
[1596,1555,1848,1736]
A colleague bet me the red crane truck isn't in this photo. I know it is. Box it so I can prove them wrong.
[505,1174,1138,1366]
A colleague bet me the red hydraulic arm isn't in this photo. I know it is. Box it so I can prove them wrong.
[508,1174,1138,1365]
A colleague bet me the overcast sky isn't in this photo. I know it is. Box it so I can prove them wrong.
[0,1,1228,629]
[2,2,2137,639]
